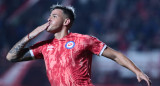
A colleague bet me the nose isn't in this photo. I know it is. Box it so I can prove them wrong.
[48,16,51,22]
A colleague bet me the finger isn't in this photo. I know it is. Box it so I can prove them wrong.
[145,76,151,86]
[146,80,150,86]
[137,76,141,82]
[147,76,152,85]
[46,22,50,27]
[43,22,50,30]
[45,22,49,26]
[143,78,150,86]
[149,79,152,86]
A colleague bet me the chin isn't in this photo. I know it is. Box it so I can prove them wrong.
[46,29,56,33]
[46,27,53,32]
[46,29,51,32]
[46,30,54,33]
[46,27,60,33]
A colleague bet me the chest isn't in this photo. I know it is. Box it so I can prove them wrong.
[41,38,93,69]
[42,39,89,60]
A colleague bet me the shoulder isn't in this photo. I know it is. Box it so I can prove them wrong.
[31,39,53,48]
[71,33,101,45]
[71,33,94,39]
[37,39,53,45]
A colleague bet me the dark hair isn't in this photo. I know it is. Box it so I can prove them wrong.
[50,4,76,23]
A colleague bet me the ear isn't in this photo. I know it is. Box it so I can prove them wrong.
[63,18,71,26]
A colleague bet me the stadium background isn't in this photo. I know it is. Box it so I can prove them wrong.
[0,0,160,86]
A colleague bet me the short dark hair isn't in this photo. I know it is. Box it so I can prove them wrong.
[50,4,76,23]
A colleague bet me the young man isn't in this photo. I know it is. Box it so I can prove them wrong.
[6,5,151,86]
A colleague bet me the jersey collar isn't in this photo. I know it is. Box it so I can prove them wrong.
[53,32,72,41]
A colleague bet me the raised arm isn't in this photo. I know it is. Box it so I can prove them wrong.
[6,22,49,62]
[102,47,151,86]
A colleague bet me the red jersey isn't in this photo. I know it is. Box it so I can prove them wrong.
[30,33,107,86]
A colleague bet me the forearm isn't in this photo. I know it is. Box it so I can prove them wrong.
[7,35,30,60]
[114,53,142,75]
[102,47,142,75]
[115,53,151,86]
[6,33,37,61]
[6,23,48,61]
[102,47,151,86]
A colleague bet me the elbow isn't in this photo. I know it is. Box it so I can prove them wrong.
[6,53,18,62]
[6,53,12,61]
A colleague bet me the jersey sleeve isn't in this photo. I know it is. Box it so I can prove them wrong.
[29,41,45,59]
[88,36,107,56]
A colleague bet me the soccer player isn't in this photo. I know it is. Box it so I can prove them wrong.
[6,5,151,86]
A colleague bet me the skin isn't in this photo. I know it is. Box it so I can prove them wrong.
[6,9,151,86]
[102,47,151,86]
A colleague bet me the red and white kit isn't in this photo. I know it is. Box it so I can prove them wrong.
[30,33,107,86]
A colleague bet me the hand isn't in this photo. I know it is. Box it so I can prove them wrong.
[35,22,50,32]
[28,22,50,40]
[136,72,151,86]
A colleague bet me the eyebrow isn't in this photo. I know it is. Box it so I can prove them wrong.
[50,14,58,16]
[52,14,57,15]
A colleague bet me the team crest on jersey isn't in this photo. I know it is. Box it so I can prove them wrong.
[65,41,75,49]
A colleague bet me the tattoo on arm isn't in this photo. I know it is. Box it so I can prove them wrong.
[7,25,45,61]
[7,36,31,61]
[10,48,34,62]
[9,44,24,54]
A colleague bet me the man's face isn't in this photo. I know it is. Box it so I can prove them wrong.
[47,9,65,33]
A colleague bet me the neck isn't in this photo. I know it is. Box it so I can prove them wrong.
[54,27,69,39]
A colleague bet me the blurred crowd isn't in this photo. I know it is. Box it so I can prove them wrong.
[0,0,160,86]
[73,0,160,51]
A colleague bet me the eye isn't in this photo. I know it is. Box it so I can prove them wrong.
[53,15,57,18]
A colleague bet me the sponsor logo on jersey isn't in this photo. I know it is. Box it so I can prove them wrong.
[65,41,75,49]
[47,45,54,51]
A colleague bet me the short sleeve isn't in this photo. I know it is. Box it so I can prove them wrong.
[88,36,107,56]
[29,41,45,59]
